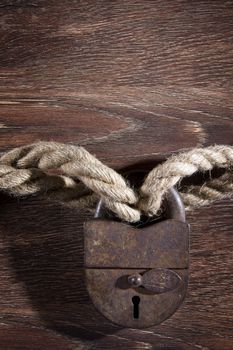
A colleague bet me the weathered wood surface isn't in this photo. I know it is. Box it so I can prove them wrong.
[0,1,233,349]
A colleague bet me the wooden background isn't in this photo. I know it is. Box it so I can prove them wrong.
[0,1,233,349]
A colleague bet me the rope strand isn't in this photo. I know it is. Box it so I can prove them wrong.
[0,142,140,222]
[139,145,233,216]
[0,142,232,222]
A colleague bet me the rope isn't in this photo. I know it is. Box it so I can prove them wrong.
[0,141,232,222]
[0,142,140,222]
[139,145,233,216]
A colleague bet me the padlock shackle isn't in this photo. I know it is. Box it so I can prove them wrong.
[165,187,186,223]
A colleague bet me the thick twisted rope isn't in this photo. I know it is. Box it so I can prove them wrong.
[139,145,233,216]
[0,142,139,221]
[0,142,232,222]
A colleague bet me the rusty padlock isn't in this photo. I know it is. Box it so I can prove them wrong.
[84,171,190,328]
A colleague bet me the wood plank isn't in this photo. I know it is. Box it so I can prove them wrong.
[0,0,232,349]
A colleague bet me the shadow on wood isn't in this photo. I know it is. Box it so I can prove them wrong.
[0,193,122,343]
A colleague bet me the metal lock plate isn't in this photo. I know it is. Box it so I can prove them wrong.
[84,177,190,328]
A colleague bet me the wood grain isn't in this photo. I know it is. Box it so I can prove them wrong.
[0,1,233,349]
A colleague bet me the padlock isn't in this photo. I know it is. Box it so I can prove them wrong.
[84,171,190,328]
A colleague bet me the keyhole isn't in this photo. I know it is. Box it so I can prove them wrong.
[132,295,140,319]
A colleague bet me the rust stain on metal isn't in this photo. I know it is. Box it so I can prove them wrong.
[84,219,189,269]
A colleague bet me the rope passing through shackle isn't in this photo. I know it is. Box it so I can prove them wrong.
[0,141,233,222]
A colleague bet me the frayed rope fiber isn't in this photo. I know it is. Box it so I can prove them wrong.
[0,142,233,222]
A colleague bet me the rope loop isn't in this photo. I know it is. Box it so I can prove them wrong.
[0,141,232,222]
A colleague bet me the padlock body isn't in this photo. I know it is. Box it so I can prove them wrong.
[84,219,190,328]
